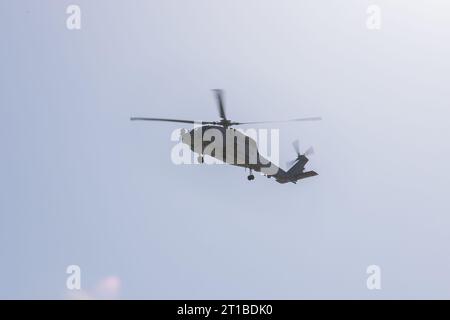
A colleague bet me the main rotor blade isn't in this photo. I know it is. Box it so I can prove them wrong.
[130,117,215,125]
[232,117,322,125]
[212,89,227,120]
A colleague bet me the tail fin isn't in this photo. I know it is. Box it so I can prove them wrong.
[274,140,318,183]
[287,155,309,176]
[285,155,318,182]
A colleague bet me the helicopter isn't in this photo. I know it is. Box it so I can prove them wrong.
[131,90,320,184]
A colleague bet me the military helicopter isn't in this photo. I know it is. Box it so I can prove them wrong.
[131,90,320,184]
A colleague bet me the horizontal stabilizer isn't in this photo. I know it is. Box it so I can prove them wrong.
[295,170,318,180]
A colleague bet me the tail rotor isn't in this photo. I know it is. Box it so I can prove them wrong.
[286,139,314,167]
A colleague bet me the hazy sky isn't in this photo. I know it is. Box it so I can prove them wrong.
[1,0,450,299]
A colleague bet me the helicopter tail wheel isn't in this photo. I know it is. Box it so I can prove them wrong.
[247,174,255,181]
[197,155,204,164]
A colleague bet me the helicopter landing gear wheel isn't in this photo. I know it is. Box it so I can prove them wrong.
[197,155,204,163]
[247,168,255,181]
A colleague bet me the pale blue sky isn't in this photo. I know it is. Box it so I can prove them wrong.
[1,0,450,299]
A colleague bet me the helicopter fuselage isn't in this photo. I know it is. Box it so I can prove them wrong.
[181,125,280,176]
